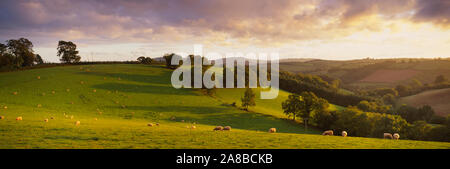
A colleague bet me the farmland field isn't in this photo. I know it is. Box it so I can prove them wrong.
[0,64,449,149]
[397,88,450,116]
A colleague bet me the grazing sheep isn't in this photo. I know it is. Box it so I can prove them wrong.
[223,126,231,131]
[322,130,334,136]
[268,128,277,133]
[75,121,80,126]
[0,116,4,119]
[342,131,348,137]
[156,123,160,126]
[191,126,196,129]
[147,123,153,127]
[393,133,400,140]
[16,116,22,121]
[213,126,224,131]
[384,133,393,139]
[44,119,48,122]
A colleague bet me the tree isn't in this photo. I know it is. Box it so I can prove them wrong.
[434,75,448,84]
[282,94,302,121]
[35,54,44,64]
[395,84,411,97]
[163,53,179,69]
[241,88,256,110]
[418,105,434,123]
[137,56,146,63]
[57,41,81,63]
[382,93,396,105]
[282,92,328,130]
[137,56,152,64]
[6,38,35,67]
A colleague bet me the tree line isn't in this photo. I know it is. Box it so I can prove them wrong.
[0,38,83,71]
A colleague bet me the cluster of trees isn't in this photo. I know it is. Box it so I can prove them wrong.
[279,71,373,107]
[137,56,153,64]
[0,38,83,71]
[0,38,43,70]
[396,104,435,123]
[282,92,450,142]
[282,91,328,130]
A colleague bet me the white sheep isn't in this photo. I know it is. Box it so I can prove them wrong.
[342,131,347,137]
[393,133,400,140]
[268,128,277,133]
[384,133,393,139]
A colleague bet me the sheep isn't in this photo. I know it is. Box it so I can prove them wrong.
[384,133,393,139]
[0,116,4,120]
[268,128,277,133]
[342,131,348,137]
[191,126,196,129]
[170,116,176,121]
[3,106,7,109]
[322,130,334,136]
[213,126,224,131]
[44,119,49,122]
[16,116,22,121]
[223,126,232,131]
[156,123,160,126]
[393,133,400,140]
[147,123,153,127]
[75,121,80,126]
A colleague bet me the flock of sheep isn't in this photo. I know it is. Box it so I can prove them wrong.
[321,130,399,140]
[1,71,402,141]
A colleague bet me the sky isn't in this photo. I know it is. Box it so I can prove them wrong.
[0,0,449,62]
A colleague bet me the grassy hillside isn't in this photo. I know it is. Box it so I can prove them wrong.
[0,64,449,149]
[397,88,450,116]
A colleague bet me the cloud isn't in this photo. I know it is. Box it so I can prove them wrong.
[0,0,448,47]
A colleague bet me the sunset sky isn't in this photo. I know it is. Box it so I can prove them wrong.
[0,0,449,62]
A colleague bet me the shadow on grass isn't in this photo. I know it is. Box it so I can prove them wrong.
[92,82,198,96]
[120,105,318,134]
[77,69,171,85]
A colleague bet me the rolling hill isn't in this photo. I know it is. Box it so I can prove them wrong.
[0,64,449,148]
[397,88,450,116]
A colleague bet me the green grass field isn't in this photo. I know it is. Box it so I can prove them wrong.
[0,64,449,149]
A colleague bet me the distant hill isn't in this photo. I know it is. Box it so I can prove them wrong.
[397,88,450,116]
[280,58,450,90]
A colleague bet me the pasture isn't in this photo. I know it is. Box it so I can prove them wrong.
[0,64,449,149]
